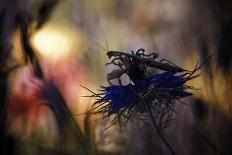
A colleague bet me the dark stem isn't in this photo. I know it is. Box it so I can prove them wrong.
[195,129,221,154]
[146,105,177,155]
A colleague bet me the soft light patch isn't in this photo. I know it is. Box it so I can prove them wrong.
[32,24,85,61]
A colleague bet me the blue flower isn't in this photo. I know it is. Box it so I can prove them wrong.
[97,71,193,114]
[82,49,201,155]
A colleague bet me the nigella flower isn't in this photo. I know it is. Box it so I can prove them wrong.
[83,48,201,155]
[96,71,193,115]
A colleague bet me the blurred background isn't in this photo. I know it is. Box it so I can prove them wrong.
[1,0,232,155]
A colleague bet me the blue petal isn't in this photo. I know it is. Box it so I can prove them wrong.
[150,71,187,88]
[99,72,192,113]
[100,84,146,113]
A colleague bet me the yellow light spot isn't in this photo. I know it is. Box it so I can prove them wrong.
[31,24,86,61]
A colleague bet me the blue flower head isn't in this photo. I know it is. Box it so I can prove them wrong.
[98,71,193,115]
[83,49,201,155]
[84,49,200,127]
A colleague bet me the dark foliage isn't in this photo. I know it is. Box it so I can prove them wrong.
[0,0,59,154]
